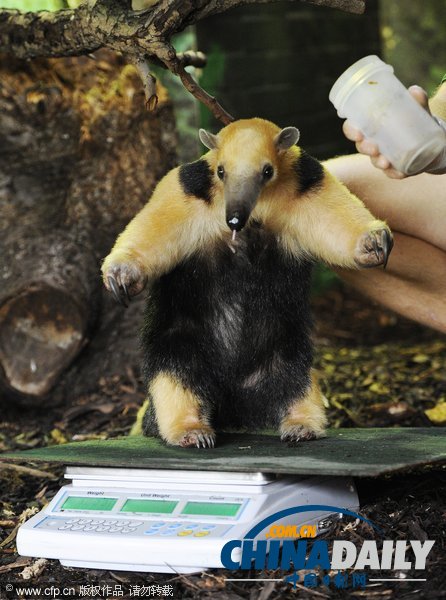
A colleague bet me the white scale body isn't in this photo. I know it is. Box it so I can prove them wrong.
[18,468,358,573]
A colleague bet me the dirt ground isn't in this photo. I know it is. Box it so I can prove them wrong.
[0,283,445,600]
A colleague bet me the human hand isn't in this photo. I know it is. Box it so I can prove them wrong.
[343,85,446,178]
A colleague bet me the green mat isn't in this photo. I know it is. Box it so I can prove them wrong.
[1,428,446,477]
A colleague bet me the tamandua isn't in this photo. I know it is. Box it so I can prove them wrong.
[102,118,393,448]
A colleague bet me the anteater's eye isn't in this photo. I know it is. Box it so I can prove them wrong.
[217,165,225,180]
[263,164,274,180]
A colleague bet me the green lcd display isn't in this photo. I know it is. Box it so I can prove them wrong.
[120,499,178,514]
[61,497,117,511]
[181,502,241,517]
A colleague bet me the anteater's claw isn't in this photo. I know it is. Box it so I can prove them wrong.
[372,238,380,261]
[382,230,394,269]
[107,276,128,308]
[122,283,131,303]
[194,433,214,449]
[204,434,214,448]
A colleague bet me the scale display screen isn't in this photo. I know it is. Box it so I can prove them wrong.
[61,497,117,511]
[120,499,178,514]
[181,502,241,517]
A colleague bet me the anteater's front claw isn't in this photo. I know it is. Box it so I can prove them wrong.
[122,283,131,303]
[382,229,394,269]
[355,227,394,269]
[372,237,380,261]
[107,276,128,308]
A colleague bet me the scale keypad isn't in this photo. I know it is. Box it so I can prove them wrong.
[38,517,228,538]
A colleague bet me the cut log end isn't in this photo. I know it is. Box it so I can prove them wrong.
[0,286,87,397]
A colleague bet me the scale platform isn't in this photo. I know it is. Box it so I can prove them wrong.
[3,428,445,574]
[3,428,446,477]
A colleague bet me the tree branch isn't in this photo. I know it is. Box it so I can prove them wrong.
[0,0,366,124]
[0,6,102,58]
[176,62,234,125]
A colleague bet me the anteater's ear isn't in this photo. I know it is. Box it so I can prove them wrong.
[274,127,300,151]
[199,128,219,150]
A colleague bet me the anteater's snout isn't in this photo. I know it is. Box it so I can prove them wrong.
[225,177,261,233]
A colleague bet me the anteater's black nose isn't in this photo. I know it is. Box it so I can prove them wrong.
[226,211,246,232]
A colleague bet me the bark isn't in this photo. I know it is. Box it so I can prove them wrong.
[0,51,177,405]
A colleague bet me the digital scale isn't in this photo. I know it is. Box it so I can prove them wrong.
[17,467,358,573]
[13,427,445,574]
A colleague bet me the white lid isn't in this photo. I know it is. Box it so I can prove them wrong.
[329,55,393,113]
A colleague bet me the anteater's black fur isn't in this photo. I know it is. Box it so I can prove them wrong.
[179,159,213,203]
[142,220,316,436]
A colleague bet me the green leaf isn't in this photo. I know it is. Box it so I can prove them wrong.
[0,0,66,10]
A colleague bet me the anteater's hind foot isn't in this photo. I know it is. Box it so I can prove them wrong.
[149,373,216,448]
[280,371,327,445]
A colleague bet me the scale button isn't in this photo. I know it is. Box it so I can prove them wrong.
[167,523,182,529]
[150,522,165,528]
[84,526,96,531]
[90,519,104,525]
[46,520,60,527]
[183,523,199,529]
[58,525,72,530]
[120,527,136,533]
[71,525,84,531]
[194,531,210,537]
[77,519,92,525]
[96,526,110,532]
[177,530,193,536]
[144,530,158,536]
[104,520,118,526]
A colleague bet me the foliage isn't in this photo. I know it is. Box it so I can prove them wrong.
[311,264,339,296]
[317,339,446,428]
[198,43,226,133]
[152,29,200,162]
[0,0,84,7]
[0,0,65,8]
[380,0,446,95]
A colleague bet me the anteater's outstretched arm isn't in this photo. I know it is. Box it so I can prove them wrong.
[280,167,393,269]
[101,166,222,305]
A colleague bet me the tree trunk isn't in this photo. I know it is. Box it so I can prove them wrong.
[0,51,177,405]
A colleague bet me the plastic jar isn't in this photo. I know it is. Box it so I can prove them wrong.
[329,55,446,175]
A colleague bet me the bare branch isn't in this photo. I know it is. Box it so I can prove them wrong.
[176,63,235,126]
[0,6,102,58]
[0,0,365,60]
[304,0,365,12]
[0,0,366,124]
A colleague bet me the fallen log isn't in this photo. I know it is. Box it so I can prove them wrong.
[0,51,177,404]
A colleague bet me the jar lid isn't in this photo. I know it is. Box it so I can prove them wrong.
[329,55,393,115]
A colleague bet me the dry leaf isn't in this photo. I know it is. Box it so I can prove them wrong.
[425,401,446,425]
